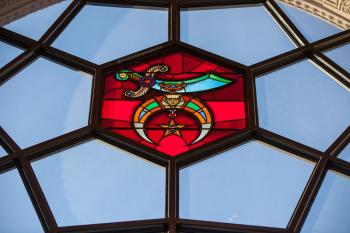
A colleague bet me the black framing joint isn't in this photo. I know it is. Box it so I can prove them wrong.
[264,0,308,47]
[287,157,329,233]
[169,0,180,41]
[16,155,59,233]
[0,127,21,154]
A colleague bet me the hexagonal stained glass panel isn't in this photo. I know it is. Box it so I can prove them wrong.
[179,141,314,227]
[101,50,247,156]
[32,139,166,226]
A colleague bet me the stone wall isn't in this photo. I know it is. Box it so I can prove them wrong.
[0,0,61,26]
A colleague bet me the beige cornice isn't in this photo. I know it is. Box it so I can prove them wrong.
[0,0,349,29]
[278,0,350,29]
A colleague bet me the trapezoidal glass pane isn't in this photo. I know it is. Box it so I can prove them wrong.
[3,1,71,40]
[256,60,350,151]
[52,4,168,64]
[180,141,314,228]
[0,169,44,233]
[180,5,295,65]
[301,171,350,233]
[32,139,166,226]
[324,43,350,74]
[0,146,7,157]
[0,57,92,148]
[339,143,350,163]
[0,41,23,68]
[277,1,342,42]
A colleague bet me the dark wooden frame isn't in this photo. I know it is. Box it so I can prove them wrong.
[0,0,350,232]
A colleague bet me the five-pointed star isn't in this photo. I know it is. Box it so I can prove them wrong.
[161,119,185,136]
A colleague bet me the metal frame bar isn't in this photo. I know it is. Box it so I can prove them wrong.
[0,0,350,232]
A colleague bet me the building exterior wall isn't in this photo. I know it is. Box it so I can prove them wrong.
[0,0,62,26]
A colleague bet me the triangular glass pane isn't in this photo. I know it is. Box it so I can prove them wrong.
[0,41,23,68]
[324,43,350,74]
[181,5,295,65]
[0,146,7,157]
[52,4,168,64]
[32,140,166,226]
[339,143,350,162]
[256,60,350,151]
[0,169,44,233]
[180,141,314,227]
[0,57,92,148]
[301,171,350,233]
[3,1,71,40]
[277,1,342,42]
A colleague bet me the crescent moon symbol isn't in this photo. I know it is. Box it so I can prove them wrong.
[133,97,212,144]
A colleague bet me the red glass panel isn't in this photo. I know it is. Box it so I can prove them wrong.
[101,51,247,156]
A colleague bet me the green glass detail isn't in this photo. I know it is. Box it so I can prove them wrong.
[209,73,232,83]
[146,101,160,111]
[186,102,200,111]
[186,73,231,84]
[116,69,231,86]
[157,74,232,85]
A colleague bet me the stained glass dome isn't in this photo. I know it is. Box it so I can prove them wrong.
[0,1,349,233]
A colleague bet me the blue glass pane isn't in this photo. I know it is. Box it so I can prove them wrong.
[3,1,71,40]
[302,171,350,233]
[256,60,350,151]
[181,5,295,65]
[180,141,314,227]
[0,146,7,157]
[0,169,44,233]
[324,43,350,74]
[0,41,23,68]
[0,57,92,148]
[277,1,342,42]
[32,140,166,226]
[52,5,168,64]
[339,143,350,162]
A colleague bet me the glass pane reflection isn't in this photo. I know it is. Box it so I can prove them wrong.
[52,4,168,64]
[181,5,295,65]
[32,140,166,226]
[302,171,350,233]
[180,141,314,227]
[324,43,350,74]
[0,146,7,157]
[256,60,350,151]
[0,169,44,233]
[0,57,92,148]
[0,41,23,68]
[339,143,350,163]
